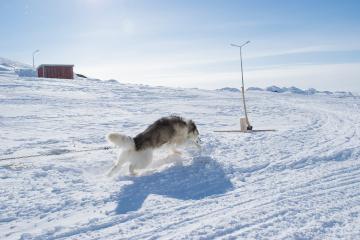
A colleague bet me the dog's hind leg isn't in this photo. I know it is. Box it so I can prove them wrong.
[129,164,137,176]
[128,150,153,176]
[107,151,129,177]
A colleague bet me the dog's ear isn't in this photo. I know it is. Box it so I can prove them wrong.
[187,120,197,133]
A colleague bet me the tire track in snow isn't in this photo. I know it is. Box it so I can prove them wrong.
[91,94,360,240]
[120,95,360,239]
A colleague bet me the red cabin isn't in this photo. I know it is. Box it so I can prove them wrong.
[37,64,74,79]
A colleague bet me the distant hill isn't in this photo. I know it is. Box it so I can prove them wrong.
[216,87,240,92]
[247,85,355,97]
[0,57,31,70]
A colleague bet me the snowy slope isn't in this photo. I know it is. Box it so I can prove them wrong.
[0,57,31,69]
[1,73,360,239]
[0,57,36,78]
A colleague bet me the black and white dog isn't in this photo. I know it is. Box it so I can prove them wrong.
[106,116,200,176]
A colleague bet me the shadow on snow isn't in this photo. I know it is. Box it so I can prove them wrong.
[115,155,233,214]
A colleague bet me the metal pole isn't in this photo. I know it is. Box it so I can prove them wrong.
[239,47,251,128]
[32,50,39,68]
[231,41,252,130]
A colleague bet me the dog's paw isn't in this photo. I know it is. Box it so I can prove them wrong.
[172,149,182,155]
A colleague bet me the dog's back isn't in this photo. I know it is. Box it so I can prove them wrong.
[134,116,188,151]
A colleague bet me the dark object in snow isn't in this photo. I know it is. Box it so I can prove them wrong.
[76,73,87,78]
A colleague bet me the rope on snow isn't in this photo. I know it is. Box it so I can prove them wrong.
[0,146,114,162]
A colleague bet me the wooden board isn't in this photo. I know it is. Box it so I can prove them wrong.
[214,129,276,133]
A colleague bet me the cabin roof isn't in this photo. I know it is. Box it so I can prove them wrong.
[37,64,74,69]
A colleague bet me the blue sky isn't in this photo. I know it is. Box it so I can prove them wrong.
[1,0,360,91]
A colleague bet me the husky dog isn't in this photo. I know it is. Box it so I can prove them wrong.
[106,116,200,176]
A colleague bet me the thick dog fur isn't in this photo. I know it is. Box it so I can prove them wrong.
[106,116,200,176]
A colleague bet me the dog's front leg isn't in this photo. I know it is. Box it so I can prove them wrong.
[172,147,182,155]
[194,139,201,150]
[107,163,122,177]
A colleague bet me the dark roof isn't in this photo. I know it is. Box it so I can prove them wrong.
[37,64,74,69]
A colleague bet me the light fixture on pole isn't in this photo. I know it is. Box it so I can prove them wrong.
[214,42,276,133]
[230,41,252,130]
[32,49,40,68]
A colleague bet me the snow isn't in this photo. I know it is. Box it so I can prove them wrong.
[0,57,36,78]
[1,69,360,239]
[15,69,37,78]
[0,57,31,69]
[216,87,241,93]
[249,85,357,97]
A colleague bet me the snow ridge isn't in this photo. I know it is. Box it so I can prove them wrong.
[247,85,356,97]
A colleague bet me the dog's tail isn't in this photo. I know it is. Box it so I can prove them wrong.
[106,133,135,150]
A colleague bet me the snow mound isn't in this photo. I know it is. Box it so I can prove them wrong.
[0,57,31,69]
[263,85,307,94]
[247,85,356,97]
[0,57,36,77]
[216,87,240,92]
[247,87,264,91]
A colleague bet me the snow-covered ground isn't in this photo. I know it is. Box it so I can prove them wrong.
[1,70,360,239]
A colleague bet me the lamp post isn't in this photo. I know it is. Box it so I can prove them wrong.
[230,41,252,130]
[32,49,40,68]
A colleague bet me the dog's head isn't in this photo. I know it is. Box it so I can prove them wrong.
[187,119,201,145]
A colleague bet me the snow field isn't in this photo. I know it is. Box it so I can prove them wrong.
[1,74,360,239]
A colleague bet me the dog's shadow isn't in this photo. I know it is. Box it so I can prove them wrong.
[115,155,233,214]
